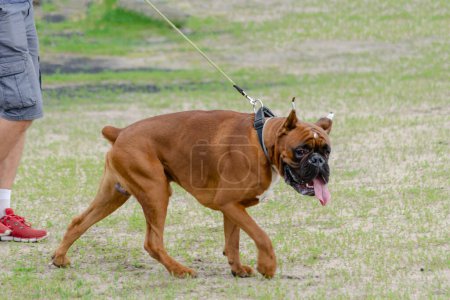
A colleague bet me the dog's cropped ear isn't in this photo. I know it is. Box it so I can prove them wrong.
[315,112,333,134]
[282,109,298,132]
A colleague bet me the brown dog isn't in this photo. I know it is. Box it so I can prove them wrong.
[52,108,332,278]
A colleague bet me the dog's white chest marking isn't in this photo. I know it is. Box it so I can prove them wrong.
[257,166,280,201]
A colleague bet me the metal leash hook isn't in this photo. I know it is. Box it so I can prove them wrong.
[252,99,264,113]
[233,84,264,111]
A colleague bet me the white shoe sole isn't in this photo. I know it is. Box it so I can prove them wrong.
[0,233,48,243]
[0,230,11,237]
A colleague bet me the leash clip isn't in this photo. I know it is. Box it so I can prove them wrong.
[251,98,264,113]
[233,84,264,111]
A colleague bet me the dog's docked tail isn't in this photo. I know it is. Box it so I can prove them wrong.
[102,126,122,144]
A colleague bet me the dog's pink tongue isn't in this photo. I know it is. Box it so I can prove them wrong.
[313,178,331,206]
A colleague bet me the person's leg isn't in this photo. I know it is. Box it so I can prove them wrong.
[0,0,47,243]
[0,121,47,241]
[0,118,47,242]
[0,119,31,178]
[0,119,31,218]
[0,133,26,188]
[0,119,47,242]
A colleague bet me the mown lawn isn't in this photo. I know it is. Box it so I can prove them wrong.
[1,0,448,299]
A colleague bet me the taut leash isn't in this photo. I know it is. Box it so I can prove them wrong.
[144,0,276,162]
[143,0,264,111]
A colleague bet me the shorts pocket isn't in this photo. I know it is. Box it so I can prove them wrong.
[0,58,36,110]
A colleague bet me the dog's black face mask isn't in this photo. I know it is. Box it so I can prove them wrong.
[276,109,333,206]
[283,144,331,204]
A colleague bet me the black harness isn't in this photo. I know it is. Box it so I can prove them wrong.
[253,106,276,161]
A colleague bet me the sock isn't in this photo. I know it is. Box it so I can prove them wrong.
[0,189,11,218]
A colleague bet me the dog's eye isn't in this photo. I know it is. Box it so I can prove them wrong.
[295,148,309,157]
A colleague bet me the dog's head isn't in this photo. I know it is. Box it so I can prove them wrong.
[274,109,333,206]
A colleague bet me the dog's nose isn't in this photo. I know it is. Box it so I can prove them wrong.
[309,154,325,167]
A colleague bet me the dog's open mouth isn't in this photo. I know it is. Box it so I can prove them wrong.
[283,164,331,206]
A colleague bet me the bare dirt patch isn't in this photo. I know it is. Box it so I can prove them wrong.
[34,0,91,20]
[40,56,172,75]
[174,0,330,23]
[45,83,160,97]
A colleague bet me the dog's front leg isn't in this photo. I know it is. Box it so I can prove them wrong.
[223,215,255,277]
[220,203,276,278]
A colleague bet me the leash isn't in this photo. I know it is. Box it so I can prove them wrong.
[143,0,265,111]
[143,0,276,161]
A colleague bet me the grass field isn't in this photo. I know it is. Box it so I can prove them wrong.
[1,0,449,299]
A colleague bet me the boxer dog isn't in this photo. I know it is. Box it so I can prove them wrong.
[52,108,333,278]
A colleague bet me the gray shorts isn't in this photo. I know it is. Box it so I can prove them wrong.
[0,0,43,121]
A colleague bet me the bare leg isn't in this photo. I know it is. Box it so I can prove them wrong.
[223,214,254,277]
[0,119,32,189]
[220,203,276,278]
[52,165,130,267]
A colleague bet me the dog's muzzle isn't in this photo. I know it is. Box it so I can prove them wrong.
[283,154,331,206]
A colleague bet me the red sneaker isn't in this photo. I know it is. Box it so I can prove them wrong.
[0,208,48,242]
[0,221,11,237]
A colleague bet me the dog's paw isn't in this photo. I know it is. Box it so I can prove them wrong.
[257,263,276,279]
[170,266,198,279]
[51,254,71,268]
[231,265,254,278]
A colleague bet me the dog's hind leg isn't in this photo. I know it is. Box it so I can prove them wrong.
[223,215,255,277]
[137,178,197,278]
[52,163,130,267]
[98,145,196,278]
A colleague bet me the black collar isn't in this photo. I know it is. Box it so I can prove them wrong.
[254,106,276,161]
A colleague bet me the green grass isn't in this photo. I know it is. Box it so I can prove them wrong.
[38,0,184,55]
[0,0,449,299]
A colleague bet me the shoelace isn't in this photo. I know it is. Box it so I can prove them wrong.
[1,214,31,227]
